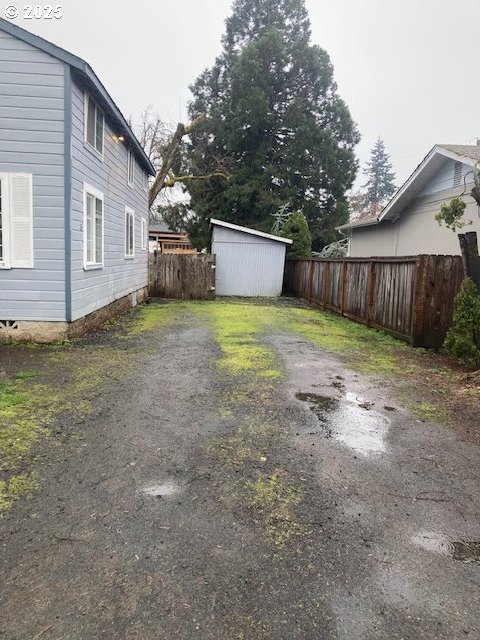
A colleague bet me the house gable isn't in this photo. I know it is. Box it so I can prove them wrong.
[418,158,473,198]
[0,18,155,177]
[379,145,478,223]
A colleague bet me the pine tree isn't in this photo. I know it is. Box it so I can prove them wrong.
[185,0,360,250]
[280,210,311,258]
[362,138,396,206]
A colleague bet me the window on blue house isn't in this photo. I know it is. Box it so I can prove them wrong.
[83,183,103,268]
[85,94,104,155]
[125,207,135,258]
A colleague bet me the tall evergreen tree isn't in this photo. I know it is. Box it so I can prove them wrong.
[362,138,396,206]
[185,0,360,250]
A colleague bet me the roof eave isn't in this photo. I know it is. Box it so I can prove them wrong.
[337,219,379,231]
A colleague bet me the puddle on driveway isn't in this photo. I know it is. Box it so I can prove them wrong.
[295,391,389,456]
[411,532,480,564]
[141,482,179,497]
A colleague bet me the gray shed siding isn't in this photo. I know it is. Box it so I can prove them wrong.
[212,226,287,296]
[70,77,149,321]
[0,30,66,321]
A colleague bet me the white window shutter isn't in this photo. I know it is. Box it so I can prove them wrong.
[10,173,33,268]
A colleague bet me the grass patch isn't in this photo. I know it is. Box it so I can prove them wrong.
[126,301,207,336]
[0,472,39,516]
[248,472,304,547]
[278,307,403,374]
[209,304,282,380]
[409,401,449,422]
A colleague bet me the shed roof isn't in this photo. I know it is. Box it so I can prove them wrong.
[210,219,293,244]
[0,18,155,176]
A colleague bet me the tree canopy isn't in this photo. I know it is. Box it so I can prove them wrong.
[184,0,360,250]
[362,138,396,206]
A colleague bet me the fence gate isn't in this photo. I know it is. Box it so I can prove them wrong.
[148,253,216,300]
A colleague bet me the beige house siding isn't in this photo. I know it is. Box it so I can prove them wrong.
[349,185,480,257]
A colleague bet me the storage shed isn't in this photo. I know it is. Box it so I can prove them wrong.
[211,218,292,297]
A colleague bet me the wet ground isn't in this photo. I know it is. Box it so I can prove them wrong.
[0,300,479,639]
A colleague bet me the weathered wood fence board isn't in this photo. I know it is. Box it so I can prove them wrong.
[284,255,464,348]
[149,253,216,300]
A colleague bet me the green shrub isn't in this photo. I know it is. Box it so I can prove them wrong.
[280,211,311,258]
[444,278,480,365]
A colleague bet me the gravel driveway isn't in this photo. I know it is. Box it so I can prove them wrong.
[1,300,479,639]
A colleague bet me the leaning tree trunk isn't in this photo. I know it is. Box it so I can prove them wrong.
[471,185,480,207]
[458,231,480,293]
[148,113,206,209]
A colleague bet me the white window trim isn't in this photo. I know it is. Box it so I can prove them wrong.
[127,150,134,188]
[84,92,104,159]
[0,173,11,269]
[83,182,104,270]
[125,206,135,259]
[143,171,149,192]
[141,217,147,250]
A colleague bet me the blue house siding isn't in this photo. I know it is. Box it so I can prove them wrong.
[0,30,66,321]
[69,77,149,322]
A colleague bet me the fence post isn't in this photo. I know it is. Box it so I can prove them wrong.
[365,261,375,327]
[340,261,347,316]
[411,255,428,347]
[322,261,329,308]
[308,260,314,303]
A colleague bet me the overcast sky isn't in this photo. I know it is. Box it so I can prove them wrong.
[4,0,480,186]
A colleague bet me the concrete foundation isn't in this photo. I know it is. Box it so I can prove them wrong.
[0,287,148,344]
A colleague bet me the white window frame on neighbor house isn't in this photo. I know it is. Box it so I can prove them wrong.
[83,183,104,270]
[141,217,147,250]
[143,170,149,192]
[125,206,135,258]
[84,92,104,157]
[0,172,34,270]
[127,150,134,188]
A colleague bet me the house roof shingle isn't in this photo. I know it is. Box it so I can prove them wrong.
[438,144,480,162]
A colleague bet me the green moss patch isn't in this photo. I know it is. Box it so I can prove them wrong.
[279,307,403,374]
[209,304,282,381]
[409,401,449,422]
[248,472,304,547]
[0,472,39,516]
[126,301,208,336]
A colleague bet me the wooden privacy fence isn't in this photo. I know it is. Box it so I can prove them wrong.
[149,253,216,300]
[284,255,465,348]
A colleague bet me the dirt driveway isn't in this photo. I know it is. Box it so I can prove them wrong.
[1,299,479,639]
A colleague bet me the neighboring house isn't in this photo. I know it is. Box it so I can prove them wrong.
[149,223,196,254]
[339,144,480,257]
[0,19,156,342]
[211,218,292,297]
